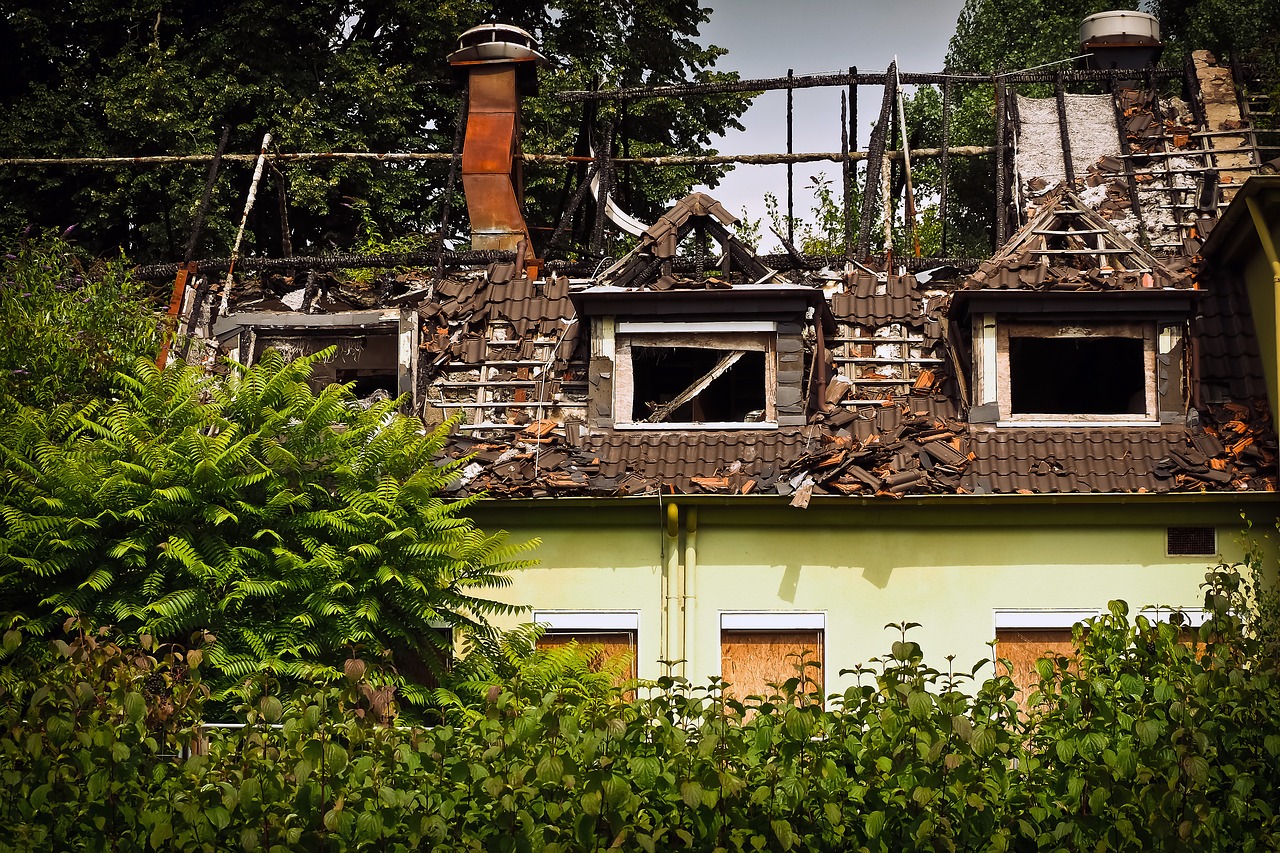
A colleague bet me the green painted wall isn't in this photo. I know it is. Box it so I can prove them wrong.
[468,497,1278,696]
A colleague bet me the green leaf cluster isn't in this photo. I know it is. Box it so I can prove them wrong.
[4,555,1279,851]
[0,1,753,263]
[0,348,535,701]
[0,229,161,413]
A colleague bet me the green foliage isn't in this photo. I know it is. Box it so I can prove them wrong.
[0,1,752,263]
[3,554,1278,850]
[0,229,160,412]
[436,624,631,720]
[339,197,437,284]
[0,348,535,701]
[1151,0,1280,69]
[762,173,861,257]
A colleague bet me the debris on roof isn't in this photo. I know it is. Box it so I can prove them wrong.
[208,52,1278,503]
[962,185,1191,291]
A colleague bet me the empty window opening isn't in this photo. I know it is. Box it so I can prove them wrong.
[631,347,766,423]
[1009,337,1145,414]
[1167,526,1216,556]
[337,368,398,398]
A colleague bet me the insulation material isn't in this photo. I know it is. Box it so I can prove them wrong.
[1015,94,1117,197]
[538,631,638,683]
[994,627,1077,708]
[720,630,823,704]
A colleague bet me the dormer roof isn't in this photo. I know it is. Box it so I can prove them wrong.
[961,185,1193,293]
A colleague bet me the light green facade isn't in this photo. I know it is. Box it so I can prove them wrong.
[470,495,1278,695]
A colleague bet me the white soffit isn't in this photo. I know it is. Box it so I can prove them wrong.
[533,611,640,631]
[617,321,777,334]
[720,611,825,631]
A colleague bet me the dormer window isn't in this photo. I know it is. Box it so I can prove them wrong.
[953,186,1197,428]
[1001,321,1157,422]
[614,322,777,428]
[968,313,1186,426]
[569,192,835,432]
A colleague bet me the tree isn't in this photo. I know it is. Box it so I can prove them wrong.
[1150,0,1280,69]
[926,0,1280,258]
[0,349,534,701]
[0,1,752,263]
[0,229,161,413]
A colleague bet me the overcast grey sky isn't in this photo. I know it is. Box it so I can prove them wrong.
[689,0,967,240]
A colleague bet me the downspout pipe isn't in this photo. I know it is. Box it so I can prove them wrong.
[1244,196,1280,485]
[683,507,698,684]
[664,501,680,677]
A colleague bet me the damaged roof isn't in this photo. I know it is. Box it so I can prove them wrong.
[218,67,1278,502]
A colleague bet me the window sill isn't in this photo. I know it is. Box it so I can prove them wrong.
[995,418,1160,428]
[613,421,780,431]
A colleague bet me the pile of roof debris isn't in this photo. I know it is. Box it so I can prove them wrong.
[1156,400,1276,491]
[439,386,974,504]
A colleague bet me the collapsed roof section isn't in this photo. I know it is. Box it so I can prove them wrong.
[962,185,1192,292]
[204,41,1278,502]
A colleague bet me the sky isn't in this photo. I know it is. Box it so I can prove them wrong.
[687,0,968,241]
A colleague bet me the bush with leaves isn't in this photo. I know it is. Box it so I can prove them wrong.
[0,348,534,704]
[3,548,1278,851]
[0,229,160,412]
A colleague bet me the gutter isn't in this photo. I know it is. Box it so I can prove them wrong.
[471,491,1278,510]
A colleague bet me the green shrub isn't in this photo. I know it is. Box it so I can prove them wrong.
[3,551,1277,851]
[0,229,160,412]
[0,349,534,705]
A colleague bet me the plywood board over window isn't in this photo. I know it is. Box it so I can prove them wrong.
[720,613,825,706]
[533,611,640,686]
[994,627,1079,708]
[538,631,638,683]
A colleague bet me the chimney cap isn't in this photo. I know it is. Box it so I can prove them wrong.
[449,23,548,67]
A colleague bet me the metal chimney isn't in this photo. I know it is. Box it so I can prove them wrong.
[448,24,548,268]
[1079,11,1163,71]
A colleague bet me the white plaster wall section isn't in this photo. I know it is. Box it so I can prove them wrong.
[1014,94,1117,197]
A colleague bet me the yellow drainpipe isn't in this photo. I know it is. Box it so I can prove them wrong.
[664,502,680,677]
[1245,197,1280,480]
[683,507,698,683]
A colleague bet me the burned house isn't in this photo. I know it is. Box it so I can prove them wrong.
[199,17,1278,698]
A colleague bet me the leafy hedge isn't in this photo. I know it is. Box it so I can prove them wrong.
[2,561,1279,852]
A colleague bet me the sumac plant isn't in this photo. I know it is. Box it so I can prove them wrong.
[2,557,1278,852]
[0,348,534,703]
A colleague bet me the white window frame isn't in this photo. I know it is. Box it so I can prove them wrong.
[992,609,1101,631]
[533,610,640,632]
[612,323,779,430]
[993,606,1207,634]
[995,320,1158,425]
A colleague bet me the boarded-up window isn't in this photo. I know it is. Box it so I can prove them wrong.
[538,630,638,684]
[995,628,1078,707]
[720,629,824,705]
